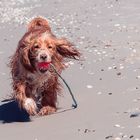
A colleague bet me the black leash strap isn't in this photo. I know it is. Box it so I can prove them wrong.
[2,64,78,109]
[50,64,78,109]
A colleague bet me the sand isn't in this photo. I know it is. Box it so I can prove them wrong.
[0,0,140,139]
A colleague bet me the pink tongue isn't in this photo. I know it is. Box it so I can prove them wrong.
[38,62,51,69]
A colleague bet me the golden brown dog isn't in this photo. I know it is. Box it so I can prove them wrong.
[10,17,80,115]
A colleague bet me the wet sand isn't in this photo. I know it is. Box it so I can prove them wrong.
[0,0,140,139]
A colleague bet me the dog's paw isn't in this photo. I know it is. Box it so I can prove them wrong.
[23,98,37,115]
[38,106,56,116]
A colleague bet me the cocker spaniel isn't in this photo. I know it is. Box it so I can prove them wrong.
[10,17,80,116]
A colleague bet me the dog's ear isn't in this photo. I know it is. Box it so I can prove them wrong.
[19,42,34,72]
[56,38,81,60]
[28,17,51,32]
[21,47,30,66]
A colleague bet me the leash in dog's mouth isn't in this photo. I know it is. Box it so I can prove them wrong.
[50,63,78,109]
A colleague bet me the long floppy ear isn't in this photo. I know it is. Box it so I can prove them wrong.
[19,43,34,72]
[56,38,81,60]
[28,17,51,32]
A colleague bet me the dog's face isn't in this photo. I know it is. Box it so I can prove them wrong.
[18,17,80,74]
[33,33,55,63]
[29,32,56,73]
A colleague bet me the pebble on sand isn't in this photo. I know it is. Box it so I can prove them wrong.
[114,137,121,140]
[86,85,93,89]
[114,124,121,128]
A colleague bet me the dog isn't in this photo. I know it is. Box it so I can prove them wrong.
[9,17,80,116]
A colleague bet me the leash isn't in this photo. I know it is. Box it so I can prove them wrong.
[2,64,78,109]
[50,63,78,109]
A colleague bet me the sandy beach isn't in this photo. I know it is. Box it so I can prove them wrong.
[0,0,140,139]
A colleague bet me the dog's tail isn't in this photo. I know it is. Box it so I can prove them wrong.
[27,17,51,32]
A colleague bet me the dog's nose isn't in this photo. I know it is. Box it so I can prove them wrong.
[40,54,47,60]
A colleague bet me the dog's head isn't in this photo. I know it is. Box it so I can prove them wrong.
[18,17,80,73]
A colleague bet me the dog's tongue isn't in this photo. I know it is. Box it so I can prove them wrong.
[37,62,51,72]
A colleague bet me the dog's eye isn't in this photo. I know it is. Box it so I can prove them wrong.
[48,46,53,49]
[34,44,39,49]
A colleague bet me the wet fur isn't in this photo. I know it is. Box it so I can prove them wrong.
[9,17,80,115]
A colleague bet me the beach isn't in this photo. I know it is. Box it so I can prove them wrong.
[0,0,140,139]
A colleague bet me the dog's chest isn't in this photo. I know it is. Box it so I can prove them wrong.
[26,72,50,89]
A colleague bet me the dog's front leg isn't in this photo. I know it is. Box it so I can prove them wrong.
[38,90,57,116]
[13,81,37,115]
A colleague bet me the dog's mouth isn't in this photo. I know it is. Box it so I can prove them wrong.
[37,62,51,73]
